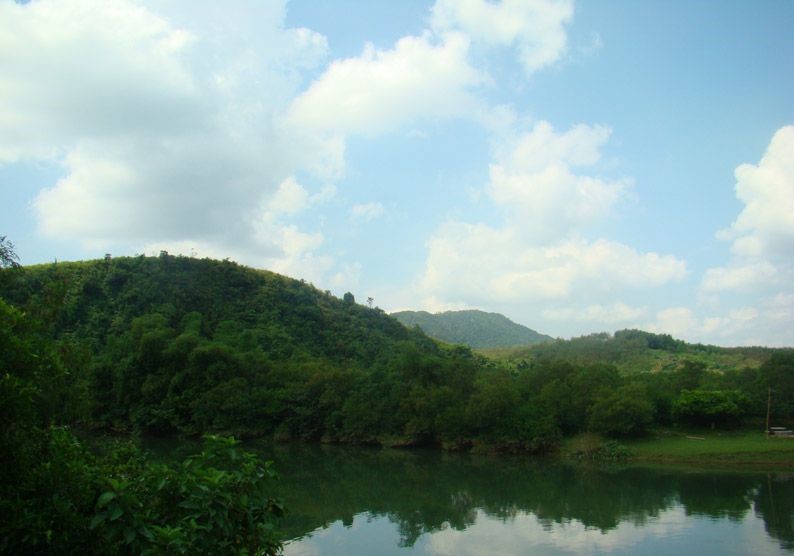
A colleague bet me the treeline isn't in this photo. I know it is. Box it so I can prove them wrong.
[4,254,793,451]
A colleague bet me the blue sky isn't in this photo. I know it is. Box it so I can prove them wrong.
[1,0,793,346]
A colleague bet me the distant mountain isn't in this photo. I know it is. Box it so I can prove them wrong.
[392,309,553,349]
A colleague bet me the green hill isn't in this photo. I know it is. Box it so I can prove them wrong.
[391,309,553,349]
[1,254,472,440]
[483,329,783,374]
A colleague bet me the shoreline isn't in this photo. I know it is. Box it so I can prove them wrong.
[618,429,794,470]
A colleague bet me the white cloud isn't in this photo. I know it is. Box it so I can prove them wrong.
[350,202,385,222]
[495,121,611,171]
[696,126,794,345]
[0,0,199,163]
[1,0,340,281]
[488,121,630,240]
[645,304,792,347]
[268,177,310,215]
[646,307,699,338]
[701,262,778,293]
[702,308,759,335]
[418,121,682,314]
[723,125,794,260]
[431,0,574,74]
[543,303,648,324]
[422,224,686,304]
[329,262,362,291]
[288,32,487,136]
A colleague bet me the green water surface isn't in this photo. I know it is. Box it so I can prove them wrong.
[250,442,793,556]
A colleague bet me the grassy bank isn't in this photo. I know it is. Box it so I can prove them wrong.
[561,430,794,468]
[623,429,794,467]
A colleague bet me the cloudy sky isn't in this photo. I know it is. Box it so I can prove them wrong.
[1,0,793,346]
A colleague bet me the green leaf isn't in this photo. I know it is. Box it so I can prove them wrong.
[109,505,123,521]
[97,491,116,508]
[139,525,154,541]
[89,513,106,530]
[123,527,136,544]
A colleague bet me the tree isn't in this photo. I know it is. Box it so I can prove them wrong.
[589,384,654,437]
[343,292,355,304]
[757,352,794,420]
[673,389,748,428]
[0,235,21,269]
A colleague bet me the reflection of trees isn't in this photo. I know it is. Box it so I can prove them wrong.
[515,466,677,531]
[753,473,794,550]
[676,472,755,520]
[256,442,794,550]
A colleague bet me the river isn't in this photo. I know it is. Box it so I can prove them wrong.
[243,442,794,556]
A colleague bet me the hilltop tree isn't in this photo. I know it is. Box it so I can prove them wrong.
[0,235,20,268]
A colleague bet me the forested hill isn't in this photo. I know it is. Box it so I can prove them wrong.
[391,309,553,349]
[1,254,464,438]
[484,329,785,374]
[3,254,433,365]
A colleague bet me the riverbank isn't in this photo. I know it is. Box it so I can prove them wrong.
[570,429,794,468]
[85,425,794,470]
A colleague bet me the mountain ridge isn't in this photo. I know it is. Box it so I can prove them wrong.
[391,309,553,349]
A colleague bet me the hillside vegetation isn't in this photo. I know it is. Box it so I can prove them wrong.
[3,254,794,449]
[3,250,794,551]
[2,254,461,441]
[392,309,552,349]
[483,329,777,375]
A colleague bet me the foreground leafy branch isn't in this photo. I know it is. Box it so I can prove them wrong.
[0,293,284,555]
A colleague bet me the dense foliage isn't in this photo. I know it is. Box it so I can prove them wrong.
[487,328,781,376]
[1,263,283,554]
[392,309,552,349]
[3,254,793,452]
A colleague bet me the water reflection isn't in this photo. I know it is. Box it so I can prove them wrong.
[250,443,793,554]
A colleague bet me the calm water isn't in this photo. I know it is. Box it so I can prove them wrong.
[246,442,794,556]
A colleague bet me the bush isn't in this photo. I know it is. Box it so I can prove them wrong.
[91,435,285,555]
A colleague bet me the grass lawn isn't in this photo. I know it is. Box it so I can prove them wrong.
[623,429,794,467]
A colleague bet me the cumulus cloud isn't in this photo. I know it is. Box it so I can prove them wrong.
[543,303,648,324]
[702,308,759,336]
[644,306,772,346]
[697,126,794,345]
[1,0,341,279]
[418,121,683,320]
[646,307,699,339]
[136,174,331,282]
[700,262,779,294]
[488,121,630,239]
[722,125,794,260]
[431,0,574,74]
[643,300,794,347]
[288,32,487,136]
[288,0,576,139]
[422,223,686,304]
[0,0,199,163]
